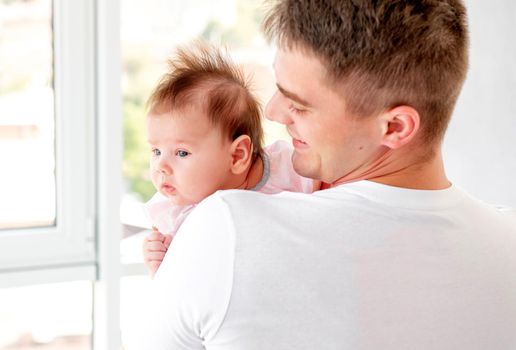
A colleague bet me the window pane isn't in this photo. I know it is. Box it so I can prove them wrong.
[0,0,56,230]
[0,281,92,350]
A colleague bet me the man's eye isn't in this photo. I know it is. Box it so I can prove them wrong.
[289,104,306,115]
[176,150,190,158]
[152,148,161,156]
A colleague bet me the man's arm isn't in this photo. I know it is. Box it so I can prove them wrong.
[130,194,235,349]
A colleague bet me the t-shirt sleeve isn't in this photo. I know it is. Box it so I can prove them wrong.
[131,194,235,349]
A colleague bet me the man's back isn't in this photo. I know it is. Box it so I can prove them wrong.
[143,181,516,349]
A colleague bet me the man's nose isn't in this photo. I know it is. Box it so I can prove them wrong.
[265,91,293,125]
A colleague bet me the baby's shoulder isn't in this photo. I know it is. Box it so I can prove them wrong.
[263,140,313,194]
[264,139,293,159]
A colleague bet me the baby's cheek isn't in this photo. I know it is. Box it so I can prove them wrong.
[189,182,209,201]
[150,171,160,189]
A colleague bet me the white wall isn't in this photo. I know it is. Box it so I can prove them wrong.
[444,1,516,207]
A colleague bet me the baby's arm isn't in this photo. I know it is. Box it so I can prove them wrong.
[142,227,173,278]
[144,193,195,277]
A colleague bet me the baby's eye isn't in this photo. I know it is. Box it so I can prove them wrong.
[152,148,161,156]
[176,150,190,158]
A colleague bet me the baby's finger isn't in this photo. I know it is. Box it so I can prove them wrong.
[163,234,173,248]
[145,241,167,252]
[145,251,166,261]
[152,226,165,236]
[147,230,164,241]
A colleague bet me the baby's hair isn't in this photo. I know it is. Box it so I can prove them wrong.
[147,41,264,160]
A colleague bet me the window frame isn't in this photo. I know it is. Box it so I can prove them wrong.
[0,0,97,275]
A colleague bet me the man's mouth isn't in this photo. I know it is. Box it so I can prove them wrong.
[288,129,308,149]
[292,138,308,149]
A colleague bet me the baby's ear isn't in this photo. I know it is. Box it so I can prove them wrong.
[230,135,253,175]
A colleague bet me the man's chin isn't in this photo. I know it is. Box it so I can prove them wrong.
[291,152,320,180]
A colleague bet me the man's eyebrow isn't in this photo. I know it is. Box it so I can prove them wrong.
[276,84,312,107]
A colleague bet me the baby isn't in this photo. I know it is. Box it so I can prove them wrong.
[143,42,317,276]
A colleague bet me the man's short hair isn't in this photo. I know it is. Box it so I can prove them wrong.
[263,0,469,144]
[148,41,264,159]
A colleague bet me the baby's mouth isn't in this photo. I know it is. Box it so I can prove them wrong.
[161,183,176,194]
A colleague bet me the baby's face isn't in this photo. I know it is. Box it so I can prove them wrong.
[147,106,234,206]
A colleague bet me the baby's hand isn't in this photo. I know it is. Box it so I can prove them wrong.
[142,227,173,277]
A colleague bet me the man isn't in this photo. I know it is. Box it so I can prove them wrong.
[134,1,516,349]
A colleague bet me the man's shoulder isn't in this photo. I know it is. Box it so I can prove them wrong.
[190,189,323,224]
[210,187,317,206]
[202,184,376,211]
[182,190,283,229]
[493,205,516,215]
[487,204,516,228]
[457,188,516,222]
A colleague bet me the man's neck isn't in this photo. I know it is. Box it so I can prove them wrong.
[368,152,450,190]
[330,147,450,191]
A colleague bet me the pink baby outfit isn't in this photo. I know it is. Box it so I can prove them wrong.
[145,140,313,236]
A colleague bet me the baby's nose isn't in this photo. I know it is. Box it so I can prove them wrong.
[158,161,172,175]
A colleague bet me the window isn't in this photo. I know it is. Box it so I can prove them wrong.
[0,0,96,273]
[0,281,92,350]
[0,0,56,230]
[0,1,118,349]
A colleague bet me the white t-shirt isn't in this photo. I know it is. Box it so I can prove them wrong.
[132,180,516,350]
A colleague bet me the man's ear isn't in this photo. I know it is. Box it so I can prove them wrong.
[379,105,420,149]
[229,135,253,175]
